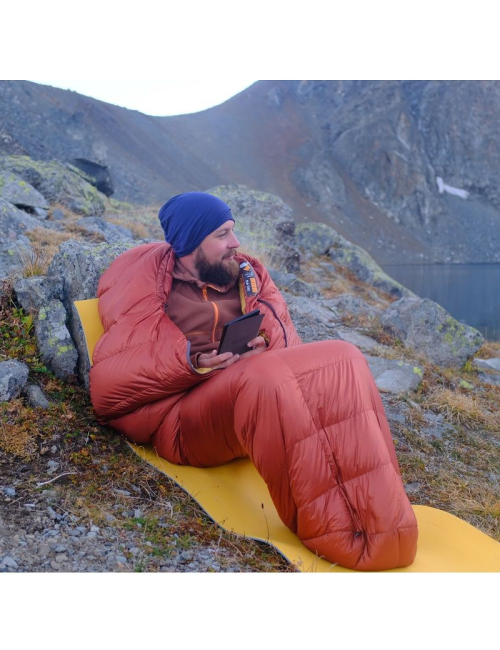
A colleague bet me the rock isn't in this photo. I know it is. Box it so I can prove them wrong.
[295,222,345,258]
[292,153,346,211]
[2,556,18,569]
[50,208,65,221]
[365,355,423,394]
[380,297,484,367]
[478,372,500,386]
[281,292,340,343]
[13,275,63,313]
[22,384,51,409]
[268,269,321,298]
[46,239,140,387]
[419,411,453,439]
[0,170,49,214]
[473,358,500,372]
[35,300,78,380]
[284,293,339,325]
[69,159,114,196]
[2,487,16,497]
[323,294,380,323]
[32,207,49,220]
[328,238,412,299]
[0,360,29,401]
[207,185,300,272]
[0,235,33,279]
[0,155,106,216]
[332,327,383,352]
[296,222,414,298]
[0,196,43,241]
[113,489,131,497]
[76,217,134,244]
[405,482,422,495]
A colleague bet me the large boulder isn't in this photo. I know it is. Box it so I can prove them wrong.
[0,360,29,402]
[69,159,114,196]
[0,155,106,216]
[296,222,413,298]
[47,239,140,386]
[35,300,79,380]
[380,297,484,367]
[0,170,49,218]
[0,196,42,241]
[12,240,138,387]
[207,185,300,272]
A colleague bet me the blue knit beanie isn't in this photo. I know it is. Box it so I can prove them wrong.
[158,192,234,257]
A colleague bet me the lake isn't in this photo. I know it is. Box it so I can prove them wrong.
[381,264,500,342]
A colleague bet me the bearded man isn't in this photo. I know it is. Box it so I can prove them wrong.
[90,192,418,570]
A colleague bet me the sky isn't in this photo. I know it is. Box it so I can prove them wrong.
[25,79,258,117]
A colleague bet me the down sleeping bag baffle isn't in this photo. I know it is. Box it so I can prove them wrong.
[89,242,418,571]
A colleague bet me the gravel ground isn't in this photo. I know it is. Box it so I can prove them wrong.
[0,444,292,573]
[0,501,242,573]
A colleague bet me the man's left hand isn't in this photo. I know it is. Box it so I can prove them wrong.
[239,336,267,359]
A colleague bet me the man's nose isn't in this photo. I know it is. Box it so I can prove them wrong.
[228,232,240,248]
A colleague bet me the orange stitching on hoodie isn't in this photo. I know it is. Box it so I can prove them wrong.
[202,286,219,343]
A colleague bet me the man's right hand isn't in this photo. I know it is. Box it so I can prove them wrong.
[197,350,240,370]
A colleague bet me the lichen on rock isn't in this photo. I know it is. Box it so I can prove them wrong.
[0,155,106,216]
[380,297,484,367]
[296,222,413,298]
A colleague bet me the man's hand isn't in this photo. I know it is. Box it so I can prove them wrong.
[197,336,267,370]
[239,335,267,360]
[197,350,240,370]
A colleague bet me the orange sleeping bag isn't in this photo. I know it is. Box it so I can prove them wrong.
[89,242,418,570]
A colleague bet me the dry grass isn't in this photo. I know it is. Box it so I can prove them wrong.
[0,398,40,460]
[19,245,52,277]
[426,388,498,430]
[476,340,500,359]
[26,227,75,261]
[106,217,148,240]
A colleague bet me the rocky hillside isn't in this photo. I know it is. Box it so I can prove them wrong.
[1,163,499,572]
[2,80,500,264]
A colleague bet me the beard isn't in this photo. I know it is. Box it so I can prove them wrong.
[194,247,240,286]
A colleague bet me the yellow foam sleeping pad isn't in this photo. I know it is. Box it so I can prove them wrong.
[75,298,500,572]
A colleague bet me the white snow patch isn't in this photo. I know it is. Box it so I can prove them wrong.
[436,176,470,200]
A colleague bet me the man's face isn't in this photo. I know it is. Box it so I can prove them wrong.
[194,220,241,286]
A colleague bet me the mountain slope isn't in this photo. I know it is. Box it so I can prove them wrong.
[2,79,500,264]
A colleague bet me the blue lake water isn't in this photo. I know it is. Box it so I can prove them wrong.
[381,264,500,342]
